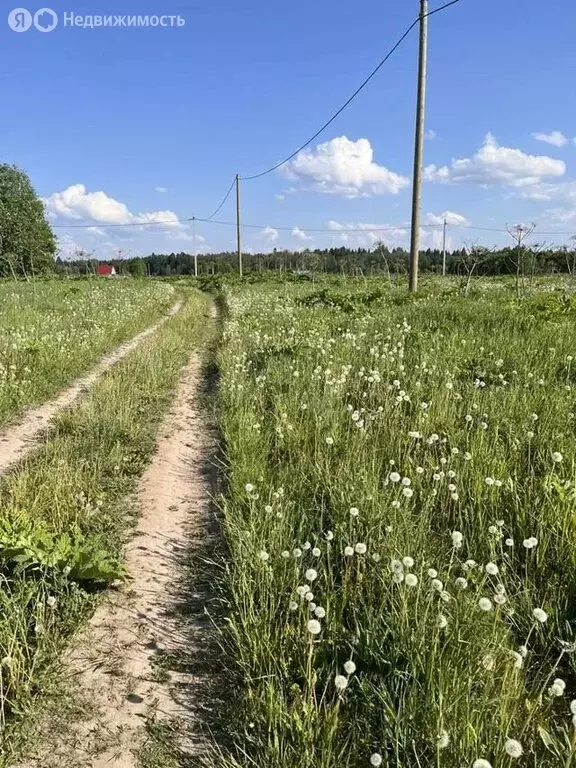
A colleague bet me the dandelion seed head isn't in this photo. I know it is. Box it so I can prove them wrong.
[307,619,321,635]
[455,577,468,590]
[334,674,348,691]
[312,547,321,557]
[259,551,270,562]
[355,543,367,555]
[370,754,383,767]
[343,661,356,675]
[344,546,354,557]
[390,472,401,483]
[428,568,438,579]
[402,556,414,568]
[552,451,563,463]
[479,597,493,612]
[350,507,360,517]
[504,740,523,759]
[405,573,418,587]
[437,614,448,629]
[437,730,450,749]
[533,608,548,623]
[305,569,318,582]
[472,760,493,768]
[485,562,499,576]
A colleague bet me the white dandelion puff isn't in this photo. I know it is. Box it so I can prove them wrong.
[405,574,418,587]
[479,597,493,612]
[355,543,367,555]
[344,546,354,557]
[485,562,499,575]
[402,556,414,568]
[343,660,356,675]
[437,730,450,749]
[305,569,318,582]
[370,754,383,767]
[552,451,564,463]
[307,619,321,635]
[334,674,348,691]
[533,608,548,623]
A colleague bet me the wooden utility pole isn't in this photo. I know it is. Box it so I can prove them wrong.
[236,174,243,277]
[192,216,198,277]
[408,0,429,293]
[442,217,447,275]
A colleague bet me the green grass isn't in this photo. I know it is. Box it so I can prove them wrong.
[0,277,176,426]
[0,287,211,763]
[215,276,576,768]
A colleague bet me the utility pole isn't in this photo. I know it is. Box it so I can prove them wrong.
[408,0,429,293]
[442,217,447,276]
[192,217,198,277]
[235,174,243,277]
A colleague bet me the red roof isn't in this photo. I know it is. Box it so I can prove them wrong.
[96,264,115,276]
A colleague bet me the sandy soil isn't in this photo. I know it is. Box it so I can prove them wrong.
[0,300,183,479]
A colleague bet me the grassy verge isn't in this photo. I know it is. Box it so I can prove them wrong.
[216,278,576,768]
[0,288,211,763]
[0,278,176,426]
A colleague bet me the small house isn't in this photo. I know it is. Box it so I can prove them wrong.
[96,264,117,277]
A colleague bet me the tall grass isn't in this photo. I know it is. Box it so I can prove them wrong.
[0,289,210,763]
[0,278,176,425]
[216,277,576,768]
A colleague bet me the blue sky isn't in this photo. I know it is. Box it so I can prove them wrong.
[2,0,576,258]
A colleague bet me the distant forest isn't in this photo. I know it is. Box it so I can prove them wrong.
[54,244,576,278]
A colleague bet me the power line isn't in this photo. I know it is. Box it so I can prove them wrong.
[239,1,462,182]
[201,176,236,221]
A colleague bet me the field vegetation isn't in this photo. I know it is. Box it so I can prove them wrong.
[0,287,210,763]
[0,279,176,426]
[216,275,576,768]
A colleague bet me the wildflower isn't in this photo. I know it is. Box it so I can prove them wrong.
[505,539,514,547]
[370,754,383,767]
[439,591,451,603]
[350,507,360,517]
[464,452,472,460]
[527,430,534,439]
[391,559,404,572]
[281,550,290,558]
[519,645,528,658]
[485,562,499,575]
[510,651,523,669]
[479,598,493,612]
[296,586,308,597]
[455,577,468,590]
[63,566,72,577]
[448,483,457,492]
[549,682,565,697]
[355,543,367,555]
[552,451,563,463]
[293,548,303,558]
[344,546,354,557]
[464,559,477,570]
[405,574,418,587]
[438,614,448,629]
[554,678,566,692]
[326,531,334,541]
[305,592,314,602]
[326,437,334,445]
[46,596,57,609]
[447,470,456,479]
[451,531,463,547]
[307,619,321,635]
[488,525,498,535]
[303,542,311,550]
[437,730,450,749]
[392,500,401,509]
[533,608,548,623]
[427,568,438,579]
[451,493,459,501]
[472,760,493,768]
[390,472,401,483]
[245,483,255,493]
[372,553,381,563]
[570,700,576,715]
[305,569,318,582]
[494,593,507,605]
[344,661,356,675]
[259,551,270,562]
[334,675,348,691]
[314,606,326,619]
[403,487,414,498]
[408,431,421,439]
[403,556,414,568]
[416,466,424,474]
[312,548,321,557]
[485,477,495,486]
[393,572,405,584]
[431,579,443,591]
[481,654,495,671]
[289,601,298,611]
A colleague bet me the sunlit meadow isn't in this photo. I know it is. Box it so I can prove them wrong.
[217,276,576,768]
[0,278,175,425]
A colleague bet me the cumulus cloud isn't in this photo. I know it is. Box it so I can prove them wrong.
[292,227,312,241]
[426,210,471,227]
[44,184,182,229]
[155,186,168,193]
[327,220,409,248]
[424,133,566,188]
[532,131,568,148]
[260,226,279,243]
[283,136,410,198]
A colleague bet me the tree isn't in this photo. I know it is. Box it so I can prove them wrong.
[128,257,147,277]
[0,164,56,276]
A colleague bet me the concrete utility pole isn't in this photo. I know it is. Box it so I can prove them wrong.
[235,174,243,277]
[408,0,429,293]
[442,217,447,276]
[192,217,198,277]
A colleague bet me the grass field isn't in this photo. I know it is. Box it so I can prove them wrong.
[216,276,576,768]
[0,286,210,762]
[0,279,176,426]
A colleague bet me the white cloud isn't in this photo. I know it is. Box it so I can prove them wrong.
[532,131,568,148]
[87,226,106,236]
[327,220,409,248]
[283,136,410,198]
[292,227,312,241]
[44,184,182,230]
[260,226,279,243]
[425,129,437,140]
[426,210,470,227]
[274,193,285,201]
[155,186,168,193]
[424,133,566,188]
